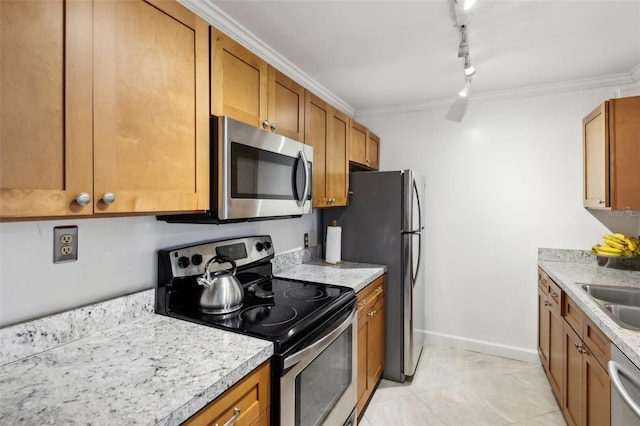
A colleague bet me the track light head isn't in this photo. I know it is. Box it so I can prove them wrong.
[464,55,476,77]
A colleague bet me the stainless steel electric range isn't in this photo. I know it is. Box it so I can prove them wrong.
[156,235,357,426]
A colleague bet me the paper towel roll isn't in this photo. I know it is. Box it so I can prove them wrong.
[325,225,342,264]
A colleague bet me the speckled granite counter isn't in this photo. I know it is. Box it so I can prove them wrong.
[0,296,273,426]
[538,253,640,368]
[275,260,387,293]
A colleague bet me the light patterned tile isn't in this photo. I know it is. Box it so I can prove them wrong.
[357,414,373,425]
[415,383,510,426]
[363,393,445,426]
[368,379,414,405]
[465,370,559,423]
[509,410,566,426]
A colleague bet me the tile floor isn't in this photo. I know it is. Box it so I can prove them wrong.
[359,345,566,426]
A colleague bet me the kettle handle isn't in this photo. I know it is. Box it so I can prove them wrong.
[204,256,237,276]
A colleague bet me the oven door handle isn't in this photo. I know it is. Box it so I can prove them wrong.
[284,306,355,370]
[609,360,640,418]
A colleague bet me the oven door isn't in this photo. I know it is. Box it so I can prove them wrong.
[280,304,357,426]
[218,116,313,220]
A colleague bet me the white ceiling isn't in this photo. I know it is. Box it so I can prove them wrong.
[198,0,640,114]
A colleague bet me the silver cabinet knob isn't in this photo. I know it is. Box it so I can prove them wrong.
[270,122,277,131]
[262,120,269,129]
[599,200,605,204]
[102,192,116,204]
[76,193,91,206]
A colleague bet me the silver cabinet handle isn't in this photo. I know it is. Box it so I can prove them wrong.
[262,120,269,129]
[599,200,605,204]
[76,193,91,206]
[543,300,551,306]
[358,300,367,307]
[609,360,640,418]
[215,407,240,426]
[549,291,558,298]
[270,122,277,131]
[102,192,116,204]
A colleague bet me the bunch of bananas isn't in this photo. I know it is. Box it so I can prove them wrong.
[592,233,640,257]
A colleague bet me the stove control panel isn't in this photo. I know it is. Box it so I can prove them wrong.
[163,235,275,278]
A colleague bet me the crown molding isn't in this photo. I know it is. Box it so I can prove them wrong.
[355,71,639,119]
[178,0,356,117]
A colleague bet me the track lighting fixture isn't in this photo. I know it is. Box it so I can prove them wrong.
[464,55,476,77]
[449,0,478,97]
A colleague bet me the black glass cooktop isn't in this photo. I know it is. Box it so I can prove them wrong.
[166,277,355,351]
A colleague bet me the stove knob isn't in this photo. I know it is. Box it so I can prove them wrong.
[191,254,203,266]
[255,242,264,252]
[177,256,190,268]
[264,241,272,250]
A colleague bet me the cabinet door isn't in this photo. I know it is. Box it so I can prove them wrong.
[367,131,380,170]
[368,297,385,388]
[609,96,640,209]
[0,0,93,218]
[304,92,329,207]
[583,349,610,426]
[349,120,368,166]
[563,321,583,426]
[211,28,268,129]
[538,288,551,369]
[548,306,564,402]
[269,68,305,142]
[93,0,209,213]
[583,102,609,208]
[327,108,349,207]
[356,315,370,416]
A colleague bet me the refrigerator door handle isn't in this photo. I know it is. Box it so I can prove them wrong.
[413,231,422,286]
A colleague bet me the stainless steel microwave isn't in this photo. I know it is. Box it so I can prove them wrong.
[159,116,313,224]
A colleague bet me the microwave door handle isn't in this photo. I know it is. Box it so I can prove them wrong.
[299,150,310,206]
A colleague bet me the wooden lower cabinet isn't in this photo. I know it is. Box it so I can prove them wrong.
[537,268,610,426]
[183,361,270,426]
[356,275,386,419]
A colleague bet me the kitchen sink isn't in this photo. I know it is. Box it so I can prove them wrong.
[580,284,640,331]
[604,305,640,330]
[581,284,640,307]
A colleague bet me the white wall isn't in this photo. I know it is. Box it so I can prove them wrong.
[360,87,640,362]
[0,213,319,326]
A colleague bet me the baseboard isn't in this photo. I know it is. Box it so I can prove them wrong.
[419,330,541,364]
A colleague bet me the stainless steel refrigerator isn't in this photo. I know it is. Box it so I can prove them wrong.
[323,170,425,382]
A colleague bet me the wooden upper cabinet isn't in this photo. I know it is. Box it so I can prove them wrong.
[349,119,380,170]
[1,0,93,218]
[0,0,209,219]
[583,96,640,210]
[93,0,209,214]
[367,131,380,170]
[211,28,268,128]
[211,29,305,142]
[304,92,348,208]
[270,68,305,142]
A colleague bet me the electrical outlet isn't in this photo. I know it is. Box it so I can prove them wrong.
[54,226,78,263]
[304,233,309,248]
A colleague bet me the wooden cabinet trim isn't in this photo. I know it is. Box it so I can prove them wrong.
[583,101,609,208]
[582,316,610,370]
[563,294,584,337]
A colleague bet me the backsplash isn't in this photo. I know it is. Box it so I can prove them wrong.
[0,289,154,367]
[272,245,321,273]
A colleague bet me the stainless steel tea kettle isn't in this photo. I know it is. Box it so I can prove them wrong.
[197,256,244,314]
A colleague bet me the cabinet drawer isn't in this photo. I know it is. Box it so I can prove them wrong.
[583,316,610,369]
[538,268,550,293]
[563,294,584,335]
[357,275,386,320]
[183,361,270,426]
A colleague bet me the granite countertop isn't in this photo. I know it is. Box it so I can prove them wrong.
[0,313,273,425]
[538,259,640,367]
[274,260,387,293]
